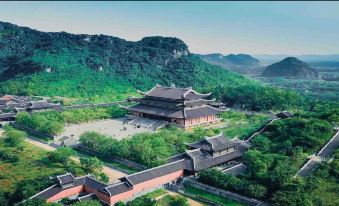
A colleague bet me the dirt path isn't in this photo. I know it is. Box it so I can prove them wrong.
[25,136,127,182]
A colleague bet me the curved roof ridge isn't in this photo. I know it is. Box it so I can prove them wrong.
[137,84,160,96]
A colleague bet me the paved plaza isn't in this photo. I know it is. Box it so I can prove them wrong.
[57,118,152,141]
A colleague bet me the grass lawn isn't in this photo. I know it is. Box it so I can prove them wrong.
[0,139,82,194]
[145,189,167,199]
[185,185,244,206]
[220,111,271,139]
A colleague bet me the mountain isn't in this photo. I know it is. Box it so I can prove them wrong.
[197,53,260,67]
[254,54,339,67]
[0,21,250,102]
[262,57,319,79]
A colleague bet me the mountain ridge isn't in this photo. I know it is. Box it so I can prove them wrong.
[197,53,260,67]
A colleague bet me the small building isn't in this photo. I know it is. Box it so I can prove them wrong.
[124,84,222,129]
[276,111,293,119]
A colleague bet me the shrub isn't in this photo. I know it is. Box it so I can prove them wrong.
[0,150,19,163]
[5,129,26,147]
[47,147,74,164]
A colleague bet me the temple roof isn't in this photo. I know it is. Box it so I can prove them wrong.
[125,104,221,119]
[184,148,243,172]
[185,105,221,118]
[138,85,210,100]
[187,133,237,152]
[125,104,184,118]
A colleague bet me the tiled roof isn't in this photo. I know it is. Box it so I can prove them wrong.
[185,106,221,118]
[126,104,184,118]
[138,97,182,108]
[56,173,75,185]
[124,160,185,185]
[103,182,132,196]
[187,133,236,152]
[141,85,210,100]
[30,101,53,109]
[0,112,16,120]
[184,148,243,172]
[126,104,221,119]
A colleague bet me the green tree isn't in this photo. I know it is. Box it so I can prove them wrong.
[80,157,103,174]
[126,196,155,206]
[169,196,189,206]
[47,147,74,164]
[5,129,26,147]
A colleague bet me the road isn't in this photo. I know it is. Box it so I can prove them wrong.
[296,130,339,177]
[24,137,127,182]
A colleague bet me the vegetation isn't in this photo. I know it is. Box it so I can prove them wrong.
[0,127,100,205]
[15,105,126,135]
[115,193,189,206]
[184,185,244,206]
[79,156,109,183]
[16,198,62,206]
[197,116,335,204]
[211,83,305,111]
[0,138,85,205]
[220,111,270,139]
[47,147,75,164]
[80,127,220,167]
[4,128,26,147]
[270,150,339,206]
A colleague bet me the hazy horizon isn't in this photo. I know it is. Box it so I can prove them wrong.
[1,1,339,55]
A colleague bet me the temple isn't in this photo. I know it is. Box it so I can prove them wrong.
[124,84,222,129]
[29,133,247,205]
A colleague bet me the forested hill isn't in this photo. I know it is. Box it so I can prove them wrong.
[0,21,307,111]
[0,21,251,101]
[262,57,319,79]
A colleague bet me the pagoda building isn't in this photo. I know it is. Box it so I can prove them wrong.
[125,84,222,129]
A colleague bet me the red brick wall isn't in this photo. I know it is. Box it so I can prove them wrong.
[47,185,84,202]
[110,170,184,204]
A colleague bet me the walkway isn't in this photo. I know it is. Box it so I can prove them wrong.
[296,129,339,177]
[25,136,127,182]
[245,118,280,142]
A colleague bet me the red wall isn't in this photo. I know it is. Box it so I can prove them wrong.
[47,185,84,202]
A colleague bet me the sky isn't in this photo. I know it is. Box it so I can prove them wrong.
[0,1,338,55]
